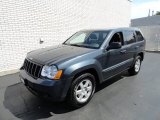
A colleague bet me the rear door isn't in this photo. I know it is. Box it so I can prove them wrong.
[135,30,146,53]
[123,30,137,60]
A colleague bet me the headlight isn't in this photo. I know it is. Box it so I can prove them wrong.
[41,65,62,80]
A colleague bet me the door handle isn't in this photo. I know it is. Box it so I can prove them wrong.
[135,46,140,49]
[120,50,127,54]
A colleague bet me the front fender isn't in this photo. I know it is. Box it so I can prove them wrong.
[63,59,103,83]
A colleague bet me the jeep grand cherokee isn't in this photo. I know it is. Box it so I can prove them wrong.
[20,28,145,108]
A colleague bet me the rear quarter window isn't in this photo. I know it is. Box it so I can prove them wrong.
[135,31,144,42]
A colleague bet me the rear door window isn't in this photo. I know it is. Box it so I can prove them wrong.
[124,31,136,44]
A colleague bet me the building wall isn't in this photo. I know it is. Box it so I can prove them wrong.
[131,16,160,51]
[138,26,160,51]
[131,16,160,27]
[0,0,131,73]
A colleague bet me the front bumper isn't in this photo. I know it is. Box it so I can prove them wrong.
[19,69,72,101]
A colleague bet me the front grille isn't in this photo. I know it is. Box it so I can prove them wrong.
[23,59,43,78]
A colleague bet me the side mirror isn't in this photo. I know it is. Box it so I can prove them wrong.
[107,42,122,50]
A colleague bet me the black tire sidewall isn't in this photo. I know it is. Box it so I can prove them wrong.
[134,56,142,73]
[68,73,96,108]
[129,56,142,75]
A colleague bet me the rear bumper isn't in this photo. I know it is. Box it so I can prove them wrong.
[19,69,72,101]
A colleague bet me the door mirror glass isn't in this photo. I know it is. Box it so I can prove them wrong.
[108,42,122,50]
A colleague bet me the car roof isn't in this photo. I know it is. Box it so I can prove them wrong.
[80,27,141,32]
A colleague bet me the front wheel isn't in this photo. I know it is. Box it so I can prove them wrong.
[128,56,142,75]
[67,73,96,108]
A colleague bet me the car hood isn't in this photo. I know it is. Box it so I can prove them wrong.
[27,45,96,65]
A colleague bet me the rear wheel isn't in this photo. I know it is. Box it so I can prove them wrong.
[67,73,96,108]
[128,56,142,75]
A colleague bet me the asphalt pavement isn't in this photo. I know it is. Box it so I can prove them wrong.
[0,52,160,120]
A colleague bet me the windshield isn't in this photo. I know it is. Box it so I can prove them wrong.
[63,31,110,49]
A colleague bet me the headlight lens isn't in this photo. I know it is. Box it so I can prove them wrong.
[41,65,59,79]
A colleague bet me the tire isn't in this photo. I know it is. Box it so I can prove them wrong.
[128,56,142,75]
[67,73,96,108]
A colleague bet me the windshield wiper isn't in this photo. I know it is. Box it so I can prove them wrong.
[70,44,82,47]
[66,44,96,49]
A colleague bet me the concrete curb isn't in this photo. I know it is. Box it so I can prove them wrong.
[0,69,19,77]
[145,50,160,53]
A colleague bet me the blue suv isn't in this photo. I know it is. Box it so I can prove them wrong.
[20,28,145,108]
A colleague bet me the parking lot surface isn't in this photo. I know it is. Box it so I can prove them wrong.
[0,52,160,120]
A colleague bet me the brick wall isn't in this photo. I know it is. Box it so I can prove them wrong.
[0,0,131,73]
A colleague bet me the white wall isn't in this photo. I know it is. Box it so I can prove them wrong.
[0,0,131,73]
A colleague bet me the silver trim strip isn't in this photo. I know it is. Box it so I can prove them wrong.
[102,58,133,72]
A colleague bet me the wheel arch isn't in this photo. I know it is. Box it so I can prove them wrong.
[72,68,101,86]
[138,52,144,61]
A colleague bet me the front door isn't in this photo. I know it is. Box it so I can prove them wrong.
[102,32,129,81]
